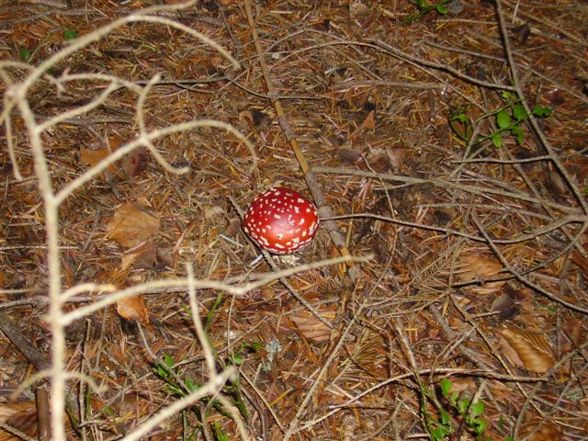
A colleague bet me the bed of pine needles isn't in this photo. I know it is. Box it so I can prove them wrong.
[1,1,587,440]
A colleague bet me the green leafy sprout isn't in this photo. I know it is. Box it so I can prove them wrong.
[420,378,515,441]
[152,346,260,440]
[450,91,552,149]
[63,28,78,40]
[404,0,449,23]
[19,48,32,62]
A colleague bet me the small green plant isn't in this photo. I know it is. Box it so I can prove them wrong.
[420,378,514,441]
[19,48,32,62]
[212,422,230,441]
[439,378,487,437]
[404,0,449,23]
[153,349,258,439]
[449,92,552,149]
[490,91,552,148]
[63,28,78,40]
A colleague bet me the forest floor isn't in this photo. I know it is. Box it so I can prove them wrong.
[1,1,587,440]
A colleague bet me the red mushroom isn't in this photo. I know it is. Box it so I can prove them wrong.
[242,187,319,254]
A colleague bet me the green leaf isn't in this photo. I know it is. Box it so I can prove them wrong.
[436,4,448,14]
[457,398,470,415]
[439,408,450,426]
[470,418,487,435]
[491,132,503,148]
[213,422,230,441]
[431,426,450,441]
[416,0,431,11]
[510,125,525,144]
[501,91,515,103]
[163,353,175,368]
[451,113,469,123]
[185,378,199,392]
[469,401,485,418]
[532,105,552,117]
[504,437,515,441]
[19,48,32,61]
[247,341,263,351]
[164,383,183,396]
[513,104,527,120]
[154,364,170,378]
[449,392,459,407]
[229,352,244,366]
[496,110,512,129]
[63,29,78,40]
[440,378,453,397]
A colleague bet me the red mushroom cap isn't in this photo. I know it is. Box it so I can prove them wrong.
[242,187,319,254]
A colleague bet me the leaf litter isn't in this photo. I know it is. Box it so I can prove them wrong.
[1,0,587,440]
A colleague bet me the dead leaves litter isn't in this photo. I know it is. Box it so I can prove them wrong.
[106,202,159,324]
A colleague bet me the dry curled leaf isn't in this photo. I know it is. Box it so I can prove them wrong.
[498,326,556,373]
[121,240,157,272]
[561,317,587,354]
[80,148,116,174]
[117,295,150,325]
[106,202,160,249]
[290,306,336,343]
[122,148,149,177]
[349,1,369,20]
[519,418,563,441]
[456,253,505,295]
[0,401,37,441]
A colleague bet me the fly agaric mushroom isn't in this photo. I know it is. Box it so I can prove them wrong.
[242,187,319,254]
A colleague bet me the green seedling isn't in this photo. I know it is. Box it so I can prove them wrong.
[212,422,230,441]
[153,349,254,438]
[449,91,552,149]
[19,48,32,62]
[490,91,552,148]
[449,107,473,142]
[204,291,224,332]
[420,378,514,440]
[440,378,487,437]
[404,0,449,23]
[63,28,78,40]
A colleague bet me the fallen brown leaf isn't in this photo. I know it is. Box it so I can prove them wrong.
[117,295,150,325]
[122,148,149,177]
[498,326,556,373]
[349,110,376,142]
[290,306,336,343]
[80,147,117,174]
[561,317,586,354]
[121,240,157,272]
[519,418,563,441]
[106,202,160,249]
[456,253,505,295]
[0,401,36,441]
